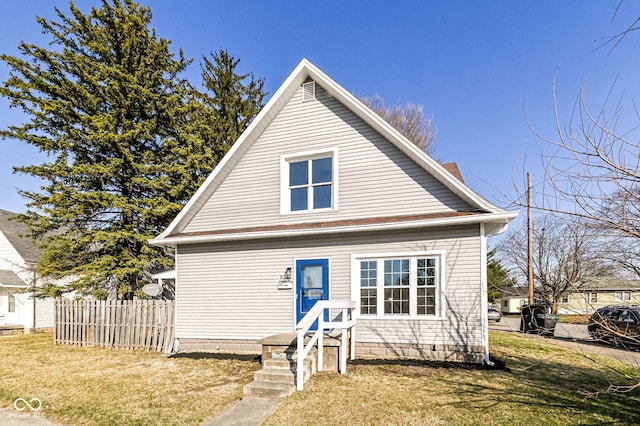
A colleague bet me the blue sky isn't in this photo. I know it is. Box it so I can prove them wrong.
[1,0,639,218]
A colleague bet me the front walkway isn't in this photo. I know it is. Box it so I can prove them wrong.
[201,397,282,426]
[0,407,58,426]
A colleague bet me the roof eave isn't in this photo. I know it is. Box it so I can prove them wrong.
[150,211,518,247]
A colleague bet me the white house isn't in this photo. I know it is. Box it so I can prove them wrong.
[150,59,517,364]
[0,209,54,332]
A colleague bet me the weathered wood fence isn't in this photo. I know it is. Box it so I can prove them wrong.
[54,299,175,353]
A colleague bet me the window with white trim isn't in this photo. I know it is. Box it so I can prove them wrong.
[360,260,377,315]
[8,293,15,313]
[589,292,598,303]
[560,295,569,304]
[281,149,337,213]
[615,291,631,301]
[357,255,442,317]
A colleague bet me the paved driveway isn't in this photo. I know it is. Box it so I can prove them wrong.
[490,316,640,367]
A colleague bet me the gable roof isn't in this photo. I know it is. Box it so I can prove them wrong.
[151,59,517,245]
[578,279,640,292]
[500,286,531,298]
[0,269,28,287]
[0,209,41,264]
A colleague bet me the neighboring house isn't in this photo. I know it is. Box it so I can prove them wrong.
[498,286,534,314]
[558,279,640,315]
[150,270,176,300]
[150,59,517,364]
[0,209,54,331]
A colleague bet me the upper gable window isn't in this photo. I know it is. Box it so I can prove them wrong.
[281,148,338,214]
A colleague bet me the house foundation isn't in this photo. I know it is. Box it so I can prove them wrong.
[356,342,485,363]
[177,337,483,363]
[0,325,24,336]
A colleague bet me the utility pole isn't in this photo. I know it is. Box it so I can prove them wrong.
[527,172,534,305]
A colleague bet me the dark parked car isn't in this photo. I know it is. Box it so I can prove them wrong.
[488,308,502,322]
[588,306,640,348]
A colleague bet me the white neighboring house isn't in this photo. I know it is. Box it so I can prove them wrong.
[150,59,518,363]
[0,209,54,332]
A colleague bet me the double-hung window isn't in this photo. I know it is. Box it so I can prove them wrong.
[615,291,631,301]
[8,293,15,313]
[281,149,337,213]
[355,253,443,318]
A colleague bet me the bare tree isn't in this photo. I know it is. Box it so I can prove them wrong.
[360,94,438,156]
[514,2,640,261]
[503,2,640,394]
[520,76,640,238]
[497,214,609,313]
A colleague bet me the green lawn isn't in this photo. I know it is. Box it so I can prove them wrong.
[1,331,639,425]
[559,314,591,324]
[0,333,260,425]
[265,332,640,426]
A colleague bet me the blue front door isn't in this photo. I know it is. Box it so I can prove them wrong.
[296,259,329,331]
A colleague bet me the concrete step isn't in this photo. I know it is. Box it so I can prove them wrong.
[254,367,310,384]
[263,356,312,372]
[243,380,296,398]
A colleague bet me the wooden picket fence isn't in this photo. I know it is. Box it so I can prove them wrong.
[54,299,175,353]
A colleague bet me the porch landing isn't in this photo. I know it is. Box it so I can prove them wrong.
[258,332,342,371]
[243,333,344,398]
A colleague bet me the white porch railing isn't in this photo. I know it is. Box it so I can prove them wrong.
[295,300,356,391]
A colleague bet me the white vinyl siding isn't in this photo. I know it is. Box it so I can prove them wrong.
[174,225,483,347]
[182,84,471,234]
[34,297,54,328]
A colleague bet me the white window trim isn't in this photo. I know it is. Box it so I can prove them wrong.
[350,250,446,320]
[280,147,339,215]
[615,291,631,301]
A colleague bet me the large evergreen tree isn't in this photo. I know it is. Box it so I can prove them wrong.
[0,0,202,298]
[198,50,266,161]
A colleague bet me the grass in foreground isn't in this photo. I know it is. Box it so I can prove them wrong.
[265,331,640,426]
[0,333,260,425]
[3,331,640,425]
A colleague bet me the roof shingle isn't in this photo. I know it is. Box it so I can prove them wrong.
[0,209,42,264]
